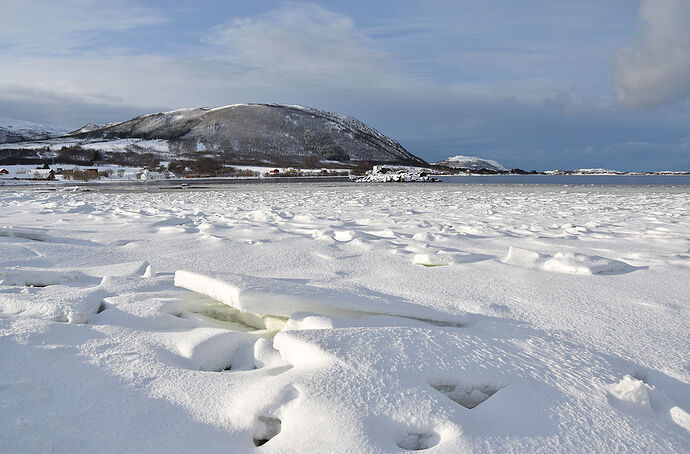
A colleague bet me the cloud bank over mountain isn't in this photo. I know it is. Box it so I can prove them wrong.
[615,0,690,109]
[0,1,688,170]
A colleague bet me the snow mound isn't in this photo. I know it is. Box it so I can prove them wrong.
[435,155,507,171]
[670,407,690,432]
[0,262,151,323]
[543,252,633,275]
[503,247,634,275]
[171,328,260,372]
[0,282,105,323]
[609,375,652,411]
[503,246,543,266]
[412,253,454,267]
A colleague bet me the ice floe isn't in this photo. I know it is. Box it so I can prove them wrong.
[0,226,47,241]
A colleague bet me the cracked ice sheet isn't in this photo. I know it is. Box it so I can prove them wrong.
[0,184,689,453]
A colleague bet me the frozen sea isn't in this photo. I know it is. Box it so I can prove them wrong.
[0,180,688,453]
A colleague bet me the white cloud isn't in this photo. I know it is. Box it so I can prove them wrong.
[205,4,400,88]
[0,3,414,123]
[0,0,165,54]
[614,0,690,109]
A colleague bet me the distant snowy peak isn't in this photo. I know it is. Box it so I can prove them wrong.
[435,155,507,172]
[68,123,104,135]
[0,117,67,143]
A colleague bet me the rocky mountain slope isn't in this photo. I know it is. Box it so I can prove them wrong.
[68,103,426,166]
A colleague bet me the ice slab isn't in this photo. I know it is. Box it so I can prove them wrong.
[0,226,47,241]
[0,261,150,286]
[174,270,462,323]
[0,268,89,287]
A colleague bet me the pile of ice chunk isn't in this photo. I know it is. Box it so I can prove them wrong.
[350,166,439,183]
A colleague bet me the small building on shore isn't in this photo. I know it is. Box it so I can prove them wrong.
[33,169,56,180]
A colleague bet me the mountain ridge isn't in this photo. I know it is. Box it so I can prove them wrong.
[0,117,67,144]
[0,104,427,169]
[66,103,426,166]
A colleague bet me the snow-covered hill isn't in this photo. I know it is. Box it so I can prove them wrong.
[67,123,113,135]
[67,103,426,166]
[435,155,507,172]
[1,105,427,168]
[0,117,67,143]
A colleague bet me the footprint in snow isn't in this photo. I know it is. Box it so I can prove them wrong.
[253,385,300,447]
[397,431,440,451]
[430,382,502,409]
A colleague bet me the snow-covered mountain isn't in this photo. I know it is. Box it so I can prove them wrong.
[0,117,67,143]
[65,103,426,166]
[435,155,507,172]
[68,123,109,135]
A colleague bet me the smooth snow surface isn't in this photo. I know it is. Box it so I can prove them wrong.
[0,183,688,453]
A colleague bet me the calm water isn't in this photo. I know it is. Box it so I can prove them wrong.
[437,174,690,185]
[4,174,690,193]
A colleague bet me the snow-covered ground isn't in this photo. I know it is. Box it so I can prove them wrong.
[0,164,150,181]
[0,183,688,453]
[0,164,349,185]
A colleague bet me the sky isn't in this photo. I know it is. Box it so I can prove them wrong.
[1,0,689,170]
